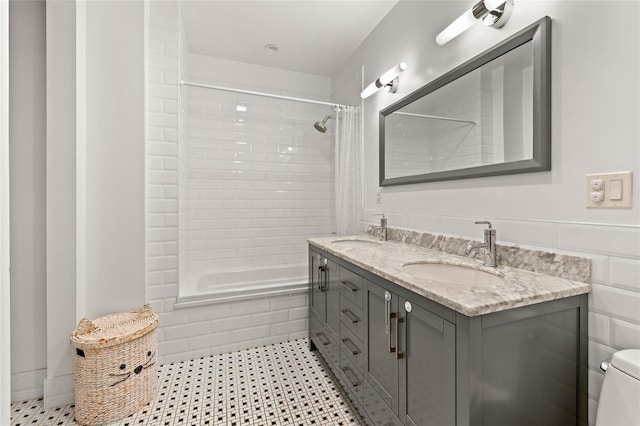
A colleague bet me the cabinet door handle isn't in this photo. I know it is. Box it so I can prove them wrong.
[340,280,359,292]
[396,316,404,360]
[341,338,361,355]
[316,332,330,346]
[341,309,360,323]
[389,312,397,353]
[342,366,360,387]
[318,266,327,292]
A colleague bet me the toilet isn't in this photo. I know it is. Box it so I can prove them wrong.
[595,349,640,425]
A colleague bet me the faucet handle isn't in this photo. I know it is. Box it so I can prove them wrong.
[474,220,492,229]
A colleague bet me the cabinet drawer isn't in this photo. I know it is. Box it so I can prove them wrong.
[339,326,363,373]
[339,349,364,406]
[310,317,340,369]
[340,296,364,342]
[339,266,363,309]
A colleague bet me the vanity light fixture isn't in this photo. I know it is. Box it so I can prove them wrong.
[360,62,407,99]
[436,0,514,46]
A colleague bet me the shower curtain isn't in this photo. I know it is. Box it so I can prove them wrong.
[334,105,362,235]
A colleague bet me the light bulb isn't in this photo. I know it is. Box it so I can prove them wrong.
[360,62,407,99]
[360,81,381,99]
[378,62,407,86]
[436,8,476,46]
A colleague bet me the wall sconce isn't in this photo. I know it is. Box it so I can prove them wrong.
[436,0,514,46]
[360,62,407,99]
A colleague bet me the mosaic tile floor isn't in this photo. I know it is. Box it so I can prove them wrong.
[10,339,366,426]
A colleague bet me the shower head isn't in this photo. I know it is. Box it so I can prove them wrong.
[313,115,332,133]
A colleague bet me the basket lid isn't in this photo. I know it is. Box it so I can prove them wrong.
[70,304,159,350]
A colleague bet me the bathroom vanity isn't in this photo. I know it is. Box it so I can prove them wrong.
[308,234,590,426]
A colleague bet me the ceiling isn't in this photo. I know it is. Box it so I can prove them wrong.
[180,1,398,78]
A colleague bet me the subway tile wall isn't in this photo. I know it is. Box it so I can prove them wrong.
[384,81,482,178]
[147,23,334,365]
[180,86,334,276]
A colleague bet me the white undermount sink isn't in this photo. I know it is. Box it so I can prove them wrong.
[402,262,504,287]
[331,239,381,248]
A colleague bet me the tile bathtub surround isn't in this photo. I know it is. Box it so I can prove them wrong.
[146,19,334,366]
[368,225,592,283]
[10,339,365,426]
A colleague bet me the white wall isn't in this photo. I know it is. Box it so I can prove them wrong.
[332,2,639,424]
[8,0,47,402]
[7,0,147,407]
[44,0,77,408]
[1,0,12,421]
[81,0,146,319]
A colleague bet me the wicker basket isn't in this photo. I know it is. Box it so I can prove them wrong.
[70,304,159,425]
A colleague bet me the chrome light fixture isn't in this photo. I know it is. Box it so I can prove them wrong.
[360,62,407,99]
[436,0,514,46]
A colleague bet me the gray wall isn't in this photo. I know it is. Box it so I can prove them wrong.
[9,0,47,402]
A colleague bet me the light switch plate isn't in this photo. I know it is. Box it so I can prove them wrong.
[586,171,633,208]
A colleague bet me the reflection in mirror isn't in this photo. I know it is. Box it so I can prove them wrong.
[386,42,532,178]
[380,17,550,186]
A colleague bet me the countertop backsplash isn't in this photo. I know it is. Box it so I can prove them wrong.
[367,225,592,284]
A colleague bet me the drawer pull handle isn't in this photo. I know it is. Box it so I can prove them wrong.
[389,312,396,353]
[341,309,360,323]
[341,338,361,355]
[340,280,359,292]
[317,332,330,346]
[342,366,360,387]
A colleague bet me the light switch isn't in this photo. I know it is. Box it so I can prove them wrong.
[609,179,623,200]
[586,171,633,208]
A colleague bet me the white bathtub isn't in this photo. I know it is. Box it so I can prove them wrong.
[174,263,308,308]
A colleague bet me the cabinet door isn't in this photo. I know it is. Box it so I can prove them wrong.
[323,259,341,370]
[400,297,456,426]
[364,281,401,425]
[309,251,326,322]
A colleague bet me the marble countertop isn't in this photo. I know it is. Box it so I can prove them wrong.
[308,235,591,317]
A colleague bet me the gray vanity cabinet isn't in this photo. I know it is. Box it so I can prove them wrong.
[309,245,588,426]
[365,281,456,426]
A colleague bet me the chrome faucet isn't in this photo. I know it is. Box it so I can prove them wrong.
[466,221,497,267]
[373,213,387,241]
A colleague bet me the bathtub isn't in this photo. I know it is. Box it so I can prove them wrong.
[174,263,309,308]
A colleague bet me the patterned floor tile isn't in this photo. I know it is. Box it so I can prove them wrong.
[10,338,366,426]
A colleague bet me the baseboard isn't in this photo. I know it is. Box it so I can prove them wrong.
[44,374,74,409]
[11,369,46,402]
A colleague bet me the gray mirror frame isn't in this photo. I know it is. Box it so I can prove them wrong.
[379,16,551,186]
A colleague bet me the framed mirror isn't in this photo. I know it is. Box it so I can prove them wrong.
[380,16,551,186]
